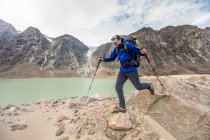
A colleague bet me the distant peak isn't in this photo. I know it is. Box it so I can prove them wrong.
[23,26,42,35]
[0,19,17,34]
[60,34,74,38]
[0,19,4,22]
[56,34,76,41]
[0,19,15,28]
[132,27,154,36]
[0,19,8,24]
[25,26,40,32]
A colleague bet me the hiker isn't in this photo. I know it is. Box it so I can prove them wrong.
[99,35,154,113]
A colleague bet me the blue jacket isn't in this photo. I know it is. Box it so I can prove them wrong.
[103,39,144,73]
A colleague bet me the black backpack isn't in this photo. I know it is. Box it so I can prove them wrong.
[116,35,142,67]
[121,35,139,46]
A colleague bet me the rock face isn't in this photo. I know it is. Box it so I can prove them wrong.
[127,75,210,140]
[0,19,88,74]
[92,25,210,76]
[108,113,132,130]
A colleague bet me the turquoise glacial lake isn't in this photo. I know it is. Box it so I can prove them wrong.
[0,78,135,106]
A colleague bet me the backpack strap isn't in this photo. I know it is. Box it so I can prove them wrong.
[116,43,129,54]
[116,46,118,54]
[123,43,129,53]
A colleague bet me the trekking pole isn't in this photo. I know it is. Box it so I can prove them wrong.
[144,54,163,87]
[87,60,101,96]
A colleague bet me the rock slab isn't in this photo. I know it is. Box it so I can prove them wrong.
[10,124,27,131]
[108,112,132,130]
[56,124,65,136]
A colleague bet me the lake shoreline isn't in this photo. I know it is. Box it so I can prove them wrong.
[0,77,136,107]
[1,74,209,107]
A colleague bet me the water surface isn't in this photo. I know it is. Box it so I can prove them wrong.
[0,78,135,106]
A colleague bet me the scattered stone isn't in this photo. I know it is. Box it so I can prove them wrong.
[61,136,68,140]
[142,131,160,140]
[105,130,127,140]
[14,112,20,116]
[4,107,17,116]
[21,103,32,107]
[11,124,27,131]
[0,107,4,114]
[88,97,98,103]
[20,105,36,112]
[75,135,80,139]
[69,103,76,109]
[36,99,48,105]
[57,115,68,123]
[74,110,78,113]
[0,119,6,125]
[52,100,59,107]
[72,117,80,123]
[52,100,58,104]
[144,122,151,131]
[5,104,19,109]
[57,123,64,128]
[88,129,95,135]
[131,129,140,137]
[5,119,13,124]
[77,127,82,134]
[129,107,135,110]
[109,112,133,130]
[56,124,65,136]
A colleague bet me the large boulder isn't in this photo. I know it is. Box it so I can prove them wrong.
[108,112,133,130]
[127,89,210,140]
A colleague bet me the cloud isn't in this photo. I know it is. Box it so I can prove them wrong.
[0,0,210,46]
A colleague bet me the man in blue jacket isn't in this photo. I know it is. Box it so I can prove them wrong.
[99,35,154,113]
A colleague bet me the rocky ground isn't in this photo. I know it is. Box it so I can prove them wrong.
[0,74,210,140]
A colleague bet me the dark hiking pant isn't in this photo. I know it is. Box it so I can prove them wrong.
[115,70,151,108]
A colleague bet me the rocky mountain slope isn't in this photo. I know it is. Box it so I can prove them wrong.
[0,19,88,77]
[0,74,209,140]
[92,25,210,76]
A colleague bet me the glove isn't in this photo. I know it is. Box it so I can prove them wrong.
[140,48,147,54]
[99,57,104,62]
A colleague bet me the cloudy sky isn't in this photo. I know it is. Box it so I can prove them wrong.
[0,0,210,46]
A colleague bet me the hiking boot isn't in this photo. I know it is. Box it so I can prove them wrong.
[113,107,126,113]
[149,83,155,95]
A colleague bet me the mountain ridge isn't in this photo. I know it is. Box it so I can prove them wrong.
[0,19,89,78]
[92,25,210,76]
[1,19,210,78]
